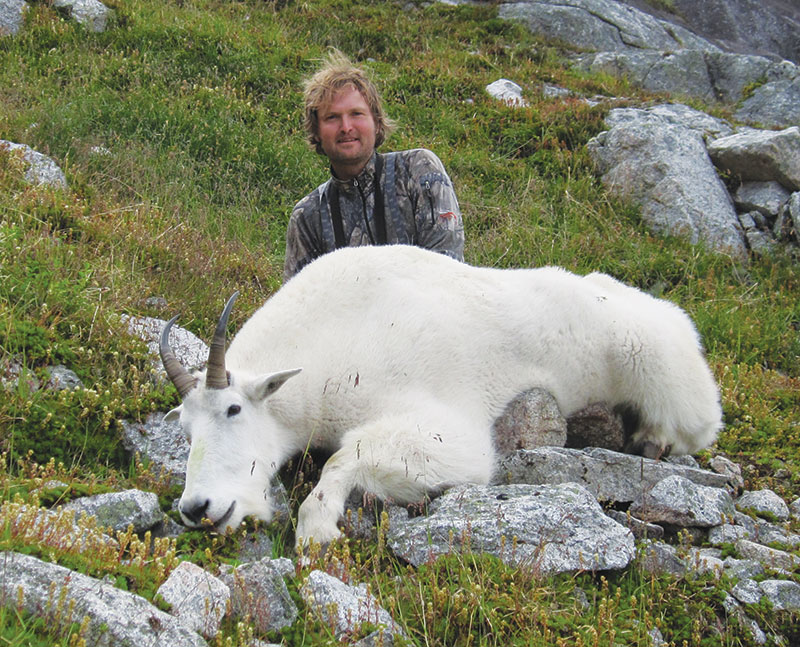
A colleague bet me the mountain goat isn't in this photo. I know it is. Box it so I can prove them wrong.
[160,245,721,546]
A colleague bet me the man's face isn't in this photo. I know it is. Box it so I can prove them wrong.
[317,84,377,180]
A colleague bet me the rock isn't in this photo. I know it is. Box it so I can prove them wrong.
[301,570,403,639]
[653,0,800,63]
[577,50,716,102]
[606,509,664,540]
[686,547,725,577]
[758,580,800,611]
[493,388,566,455]
[387,482,635,573]
[494,447,731,502]
[0,0,27,36]
[638,540,687,577]
[156,561,230,639]
[735,77,800,129]
[790,497,800,520]
[0,357,40,392]
[52,0,112,32]
[0,140,67,188]
[0,552,207,647]
[485,78,527,106]
[708,522,749,546]
[735,539,800,571]
[732,578,764,605]
[604,104,734,142]
[2,502,118,553]
[220,558,298,634]
[120,412,189,484]
[739,212,779,256]
[588,120,747,260]
[733,181,791,218]
[577,51,796,107]
[62,489,164,533]
[44,364,83,391]
[629,474,735,527]
[707,127,800,192]
[498,0,717,54]
[705,52,793,104]
[122,314,208,385]
[723,595,767,645]
[732,511,800,548]
[736,489,790,521]
[722,556,765,582]
[565,402,624,451]
[773,192,799,243]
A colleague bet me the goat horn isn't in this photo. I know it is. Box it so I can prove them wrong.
[159,315,199,399]
[205,291,239,390]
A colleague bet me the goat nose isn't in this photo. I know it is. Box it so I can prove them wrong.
[181,498,210,525]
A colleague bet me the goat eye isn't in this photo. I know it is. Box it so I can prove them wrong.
[227,404,241,417]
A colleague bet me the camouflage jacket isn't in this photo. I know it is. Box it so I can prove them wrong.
[284,149,464,281]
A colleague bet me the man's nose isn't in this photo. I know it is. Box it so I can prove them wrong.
[340,115,354,132]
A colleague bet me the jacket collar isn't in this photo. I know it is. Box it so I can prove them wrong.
[329,152,378,193]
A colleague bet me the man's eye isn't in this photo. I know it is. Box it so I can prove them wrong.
[227,404,241,417]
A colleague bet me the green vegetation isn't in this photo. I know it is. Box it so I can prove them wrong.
[0,0,798,644]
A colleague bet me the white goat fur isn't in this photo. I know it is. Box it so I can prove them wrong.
[167,245,721,545]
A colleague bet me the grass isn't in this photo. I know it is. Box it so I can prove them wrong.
[0,0,799,644]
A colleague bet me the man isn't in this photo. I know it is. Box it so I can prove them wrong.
[284,51,464,281]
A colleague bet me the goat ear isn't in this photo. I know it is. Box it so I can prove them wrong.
[250,368,302,401]
[164,405,182,423]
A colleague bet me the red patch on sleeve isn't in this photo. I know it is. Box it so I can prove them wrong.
[439,211,456,220]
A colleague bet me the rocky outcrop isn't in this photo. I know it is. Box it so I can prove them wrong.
[588,115,748,259]
[498,0,718,54]
[463,0,800,128]
[586,104,800,259]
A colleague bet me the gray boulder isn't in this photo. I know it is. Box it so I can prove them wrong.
[53,0,112,32]
[774,192,799,243]
[0,140,67,188]
[387,482,635,573]
[156,561,230,639]
[301,570,403,639]
[220,558,298,634]
[735,77,800,129]
[123,314,208,385]
[45,364,83,390]
[576,50,797,107]
[493,387,566,455]
[649,0,800,63]
[120,412,189,484]
[485,78,528,106]
[498,0,717,53]
[588,120,747,260]
[707,127,800,192]
[0,552,208,647]
[494,447,731,502]
[758,580,800,611]
[735,539,800,571]
[603,104,734,142]
[0,0,26,36]
[734,181,791,218]
[629,474,735,527]
[62,488,163,533]
[736,489,791,522]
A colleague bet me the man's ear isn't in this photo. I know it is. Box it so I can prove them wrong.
[249,368,303,401]
[164,405,182,423]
